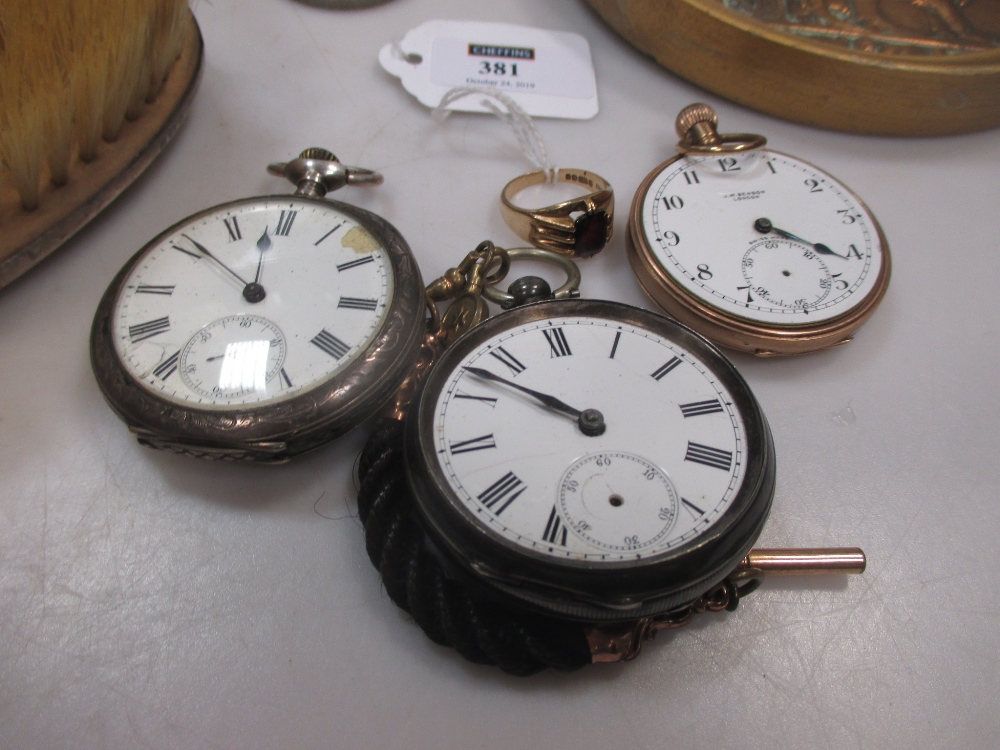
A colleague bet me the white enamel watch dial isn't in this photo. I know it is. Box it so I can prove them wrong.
[629,140,891,355]
[432,316,747,560]
[91,152,425,461]
[408,300,774,619]
[639,150,884,323]
[111,197,392,407]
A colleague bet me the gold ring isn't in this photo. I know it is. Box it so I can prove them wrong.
[500,169,614,258]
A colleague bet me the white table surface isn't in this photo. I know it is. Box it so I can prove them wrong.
[3,1,999,748]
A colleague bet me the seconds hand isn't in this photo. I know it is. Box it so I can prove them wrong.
[465,366,605,436]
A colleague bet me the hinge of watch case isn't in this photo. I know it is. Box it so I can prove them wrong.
[131,428,289,462]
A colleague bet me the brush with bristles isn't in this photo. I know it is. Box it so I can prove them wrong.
[0,0,201,288]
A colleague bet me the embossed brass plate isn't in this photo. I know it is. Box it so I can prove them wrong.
[583,0,1000,135]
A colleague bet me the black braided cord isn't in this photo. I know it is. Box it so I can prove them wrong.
[357,417,593,676]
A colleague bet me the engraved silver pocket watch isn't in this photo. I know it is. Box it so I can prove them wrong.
[91,149,425,461]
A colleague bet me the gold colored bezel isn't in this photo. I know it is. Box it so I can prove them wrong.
[626,152,892,356]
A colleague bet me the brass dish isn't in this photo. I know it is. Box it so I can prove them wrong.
[583,0,1000,135]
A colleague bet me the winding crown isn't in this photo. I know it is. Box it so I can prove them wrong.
[675,103,719,140]
[298,147,337,162]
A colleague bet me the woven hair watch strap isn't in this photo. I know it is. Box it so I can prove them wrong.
[356,417,592,676]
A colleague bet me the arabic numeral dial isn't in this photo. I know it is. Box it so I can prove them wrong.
[634,148,888,344]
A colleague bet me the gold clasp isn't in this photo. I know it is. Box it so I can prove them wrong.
[425,240,510,303]
[425,240,510,348]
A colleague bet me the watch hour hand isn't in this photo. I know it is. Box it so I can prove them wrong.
[239,228,271,304]
[465,367,605,436]
[253,227,271,285]
[753,218,848,259]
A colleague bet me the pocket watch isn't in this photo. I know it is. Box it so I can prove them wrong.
[627,104,891,356]
[357,243,864,674]
[408,295,776,618]
[90,149,425,461]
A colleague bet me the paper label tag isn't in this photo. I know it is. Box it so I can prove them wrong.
[379,21,599,120]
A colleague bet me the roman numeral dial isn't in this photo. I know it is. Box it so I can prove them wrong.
[543,327,571,357]
[679,398,725,418]
[134,284,175,295]
[109,198,395,408]
[684,442,733,471]
[541,507,568,546]
[311,329,351,359]
[428,312,751,563]
[338,296,378,311]
[490,346,526,376]
[477,472,526,515]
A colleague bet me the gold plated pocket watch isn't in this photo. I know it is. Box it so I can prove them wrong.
[627,104,891,356]
[90,149,425,461]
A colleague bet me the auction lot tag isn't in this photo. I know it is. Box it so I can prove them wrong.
[379,21,599,119]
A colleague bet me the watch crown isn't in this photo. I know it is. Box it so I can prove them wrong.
[268,149,382,197]
[298,147,337,162]
[675,103,718,137]
[673,104,767,155]
[675,103,721,147]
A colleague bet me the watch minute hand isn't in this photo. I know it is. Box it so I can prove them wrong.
[182,233,251,286]
[465,367,605,436]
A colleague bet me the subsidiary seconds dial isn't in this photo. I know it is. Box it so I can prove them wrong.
[741,236,832,310]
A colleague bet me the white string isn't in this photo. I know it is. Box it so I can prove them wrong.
[432,86,552,177]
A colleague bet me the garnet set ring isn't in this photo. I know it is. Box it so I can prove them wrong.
[500,168,614,258]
